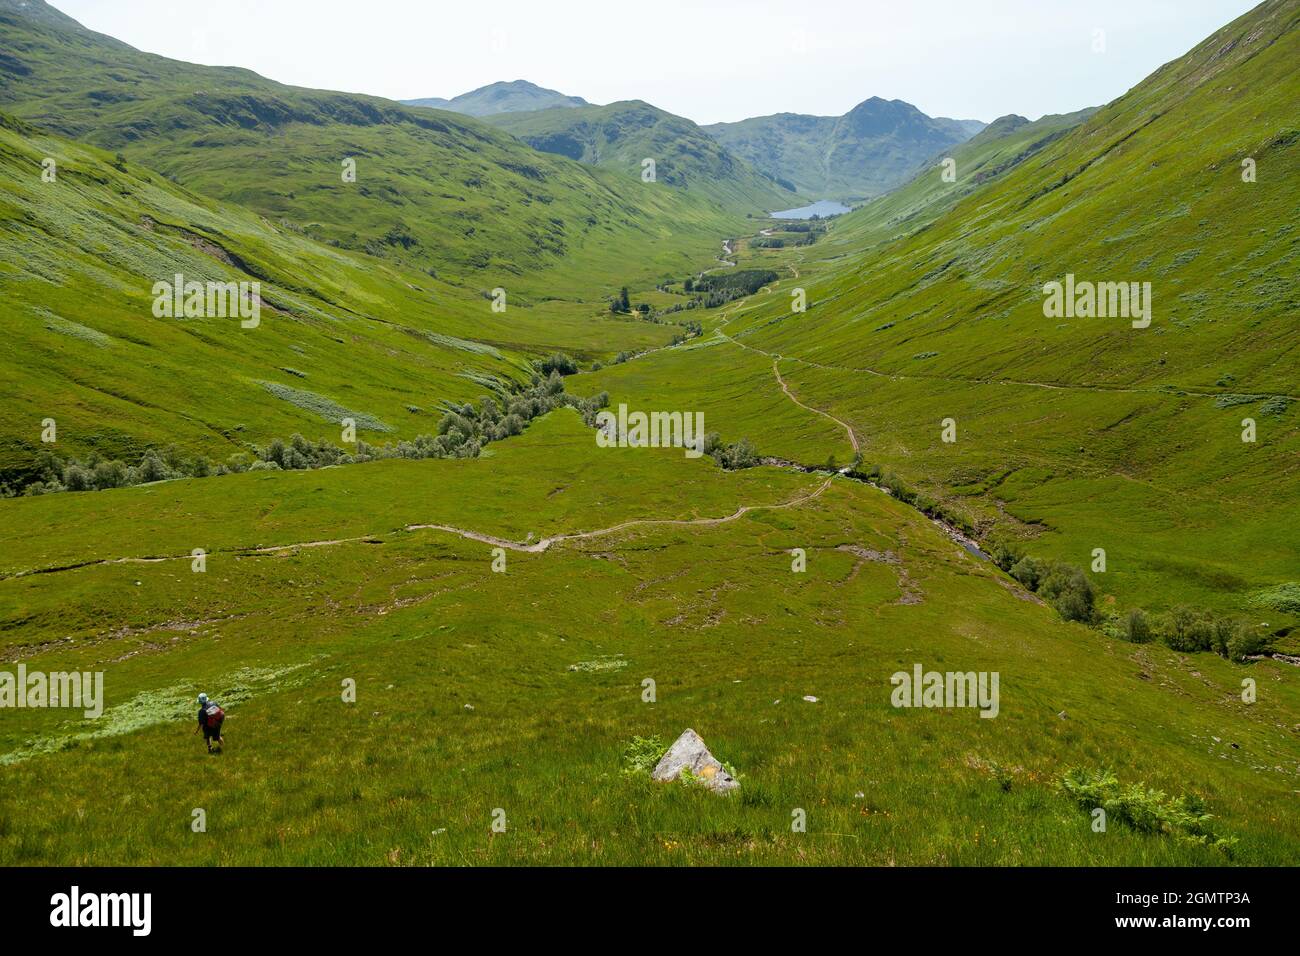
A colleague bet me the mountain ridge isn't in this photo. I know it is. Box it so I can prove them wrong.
[0,0,783,288]
[485,99,797,206]
[403,79,589,117]
[704,96,985,200]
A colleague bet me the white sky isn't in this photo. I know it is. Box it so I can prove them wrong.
[53,0,1258,124]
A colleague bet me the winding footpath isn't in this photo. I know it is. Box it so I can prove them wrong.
[771,359,860,454]
[4,477,835,580]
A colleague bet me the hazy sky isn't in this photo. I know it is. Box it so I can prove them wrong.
[55,0,1257,124]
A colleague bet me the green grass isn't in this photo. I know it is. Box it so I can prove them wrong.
[0,0,1295,868]
[0,2,782,299]
[1,410,1296,865]
[586,0,1300,627]
[486,100,796,209]
[0,113,679,480]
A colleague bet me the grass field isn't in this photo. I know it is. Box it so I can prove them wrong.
[0,0,1296,868]
[589,1,1300,629]
[2,412,1296,865]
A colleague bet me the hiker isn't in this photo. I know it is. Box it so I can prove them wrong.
[194,692,225,753]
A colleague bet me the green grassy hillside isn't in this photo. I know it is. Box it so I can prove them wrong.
[0,1,773,296]
[0,111,673,482]
[589,0,1299,628]
[703,97,984,201]
[1,411,1295,865]
[487,100,797,209]
[823,108,1096,253]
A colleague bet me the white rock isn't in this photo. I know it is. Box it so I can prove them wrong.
[651,729,738,794]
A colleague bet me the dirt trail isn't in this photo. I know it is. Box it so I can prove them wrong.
[3,478,835,580]
[713,321,859,456]
[771,359,859,454]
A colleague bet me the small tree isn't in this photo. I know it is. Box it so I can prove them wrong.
[61,462,93,492]
[1162,606,1214,652]
[1038,563,1095,623]
[1124,608,1153,643]
[1009,556,1046,591]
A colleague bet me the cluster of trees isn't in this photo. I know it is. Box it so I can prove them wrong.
[669,269,781,310]
[858,464,1272,664]
[537,352,579,376]
[668,319,703,346]
[702,435,758,470]
[990,548,1097,623]
[608,287,650,317]
[776,222,826,246]
[6,367,607,498]
[1118,605,1272,662]
[986,542,1271,662]
[693,269,779,296]
[607,286,655,319]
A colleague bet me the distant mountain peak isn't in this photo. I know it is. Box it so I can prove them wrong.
[403,80,588,118]
[704,98,986,200]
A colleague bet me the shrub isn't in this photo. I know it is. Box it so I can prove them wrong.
[437,412,474,441]
[621,735,666,776]
[1059,767,1236,855]
[711,437,758,470]
[1161,606,1215,652]
[1224,623,1272,662]
[989,540,1022,573]
[1246,582,1300,614]
[1038,563,1095,622]
[61,463,93,492]
[226,452,253,474]
[138,451,172,483]
[265,438,287,469]
[538,352,578,376]
[1009,556,1046,590]
[92,460,129,490]
[1124,608,1153,643]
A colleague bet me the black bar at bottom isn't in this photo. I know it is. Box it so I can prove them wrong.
[0,866,1291,941]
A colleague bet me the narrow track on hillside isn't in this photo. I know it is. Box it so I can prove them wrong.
[772,359,860,454]
[726,328,1299,403]
[1,477,835,580]
[713,319,860,456]
[711,241,1294,402]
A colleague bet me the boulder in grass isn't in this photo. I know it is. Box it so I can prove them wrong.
[651,728,738,794]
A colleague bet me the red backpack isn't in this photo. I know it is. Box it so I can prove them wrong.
[204,703,225,728]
